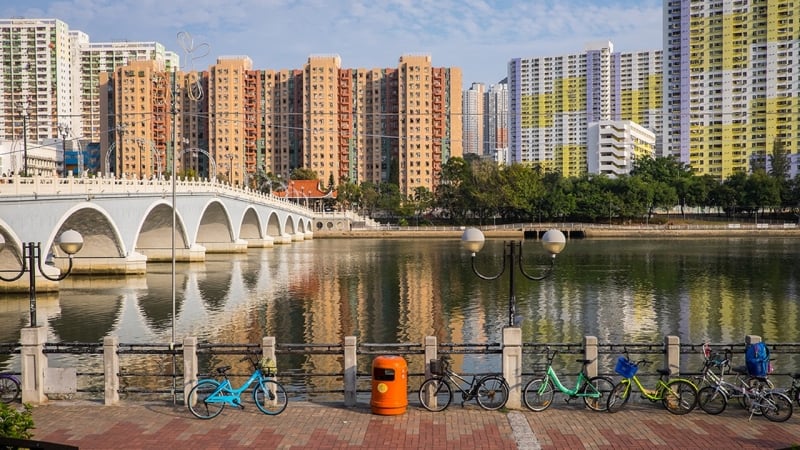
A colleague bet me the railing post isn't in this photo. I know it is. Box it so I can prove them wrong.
[20,327,48,405]
[343,336,357,407]
[664,335,681,375]
[745,334,762,346]
[423,336,437,378]
[262,336,276,363]
[502,327,523,409]
[103,335,119,405]
[183,336,197,405]
[584,336,598,378]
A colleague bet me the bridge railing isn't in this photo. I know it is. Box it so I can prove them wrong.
[5,331,798,409]
[0,174,311,214]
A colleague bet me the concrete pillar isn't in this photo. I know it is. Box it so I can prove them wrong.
[502,327,523,409]
[183,336,198,405]
[262,336,276,365]
[343,336,357,407]
[745,335,762,345]
[20,327,48,405]
[103,336,119,405]
[424,336,438,378]
[583,336,598,378]
[664,335,681,375]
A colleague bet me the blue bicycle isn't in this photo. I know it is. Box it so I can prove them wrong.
[187,355,288,419]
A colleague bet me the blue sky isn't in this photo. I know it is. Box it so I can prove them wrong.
[5,0,663,85]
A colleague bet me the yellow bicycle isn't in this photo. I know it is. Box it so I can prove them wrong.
[607,351,698,415]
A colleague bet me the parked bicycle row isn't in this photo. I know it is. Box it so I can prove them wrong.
[418,341,796,423]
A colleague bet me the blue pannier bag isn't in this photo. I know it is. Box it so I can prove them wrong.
[745,341,770,377]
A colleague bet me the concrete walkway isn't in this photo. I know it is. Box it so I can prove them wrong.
[26,400,800,449]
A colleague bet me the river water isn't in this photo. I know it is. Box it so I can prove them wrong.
[2,236,798,354]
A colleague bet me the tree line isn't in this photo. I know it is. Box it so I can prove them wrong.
[269,142,800,226]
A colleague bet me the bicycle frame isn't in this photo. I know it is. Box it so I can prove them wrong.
[542,365,595,397]
[619,374,675,401]
[205,369,268,407]
[440,368,481,400]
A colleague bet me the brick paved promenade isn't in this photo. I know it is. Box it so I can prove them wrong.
[26,399,800,449]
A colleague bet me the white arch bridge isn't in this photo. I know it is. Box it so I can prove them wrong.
[0,175,320,287]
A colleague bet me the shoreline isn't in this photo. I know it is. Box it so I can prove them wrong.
[314,226,800,239]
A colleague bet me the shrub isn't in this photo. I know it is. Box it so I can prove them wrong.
[0,402,34,439]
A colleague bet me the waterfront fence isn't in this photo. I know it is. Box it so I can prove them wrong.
[2,330,799,410]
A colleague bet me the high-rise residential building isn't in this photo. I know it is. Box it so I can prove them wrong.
[611,51,663,156]
[76,40,172,143]
[463,82,485,156]
[509,42,662,177]
[99,59,177,179]
[587,120,656,177]
[101,54,463,196]
[485,81,509,162]
[0,19,73,158]
[664,0,800,178]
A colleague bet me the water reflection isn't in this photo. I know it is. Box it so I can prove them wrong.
[0,237,797,365]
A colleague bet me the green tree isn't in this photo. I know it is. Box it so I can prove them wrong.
[291,167,318,180]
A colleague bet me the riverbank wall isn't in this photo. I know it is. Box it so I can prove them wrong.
[313,225,800,239]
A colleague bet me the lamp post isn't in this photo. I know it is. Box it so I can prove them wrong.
[20,102,30,176]
[0,230,84,327]
[461,228,566,327]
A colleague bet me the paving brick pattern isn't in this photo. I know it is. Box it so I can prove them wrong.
[27,400,800,449]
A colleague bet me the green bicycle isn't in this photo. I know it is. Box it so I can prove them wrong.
[523,347,615,412]
[607,350,698,415]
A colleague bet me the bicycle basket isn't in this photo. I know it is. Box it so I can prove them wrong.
[259,357,277,376]
[429,359,443,376]
[614,357,638,378]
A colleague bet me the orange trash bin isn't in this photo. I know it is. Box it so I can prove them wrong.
[370,355,408,415]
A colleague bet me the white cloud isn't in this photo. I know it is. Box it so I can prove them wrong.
[5,0,662,84]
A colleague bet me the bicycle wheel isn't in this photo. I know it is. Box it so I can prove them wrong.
[760,391,793,423]
[0,377,21,403]
[187,380,224,419]
[419,378,451,412]
[697,385,727,415]
[523,377,554,412]
[582,376,614,412]
[606,379,631,413]
[662,379,698,415]
[253,380,288,415]
[476,376,508,410]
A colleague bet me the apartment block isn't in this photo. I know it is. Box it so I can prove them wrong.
[664,0,800,178]
[99,59,176,179]
[463,82,485,156]
[0,18,73,150]
[587,120,656,177]
[509,42,662,177]
[485,81,509,162]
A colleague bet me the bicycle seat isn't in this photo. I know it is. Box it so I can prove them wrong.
[731,365,749,375]
[657,368,671,377]
[215,366,232,375]
[576,359,592,365]
[793,372,800,379]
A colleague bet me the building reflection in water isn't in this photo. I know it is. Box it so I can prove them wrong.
[0,237,799,378]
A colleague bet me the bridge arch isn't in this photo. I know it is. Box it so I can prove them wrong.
[135,201,191,263]
[196,200,244,253]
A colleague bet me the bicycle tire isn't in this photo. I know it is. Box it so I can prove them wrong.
[662,379,698,415]
[419,378,451,412]
[0,376,21,403]
[476,376,508,410]
[697,385,727,415]
[187,380,224,419]
[741,377,771,414]
[582,376,614,412]
[523,377,554,412]
[253,380,288,415]
[606,379,631,413]
[760,391,793,423]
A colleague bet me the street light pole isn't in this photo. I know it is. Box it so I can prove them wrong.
[21,103,30,176]
[0,230,84,327]
[461,228,566,327]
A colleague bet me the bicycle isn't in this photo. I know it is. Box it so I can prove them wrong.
[522,347,615,412]
[418,355,509,412]
[698,366,793,421]
[187,355,288,419]
[785,372,800,407]
[0,373,21,403]
[606,350,698,415]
